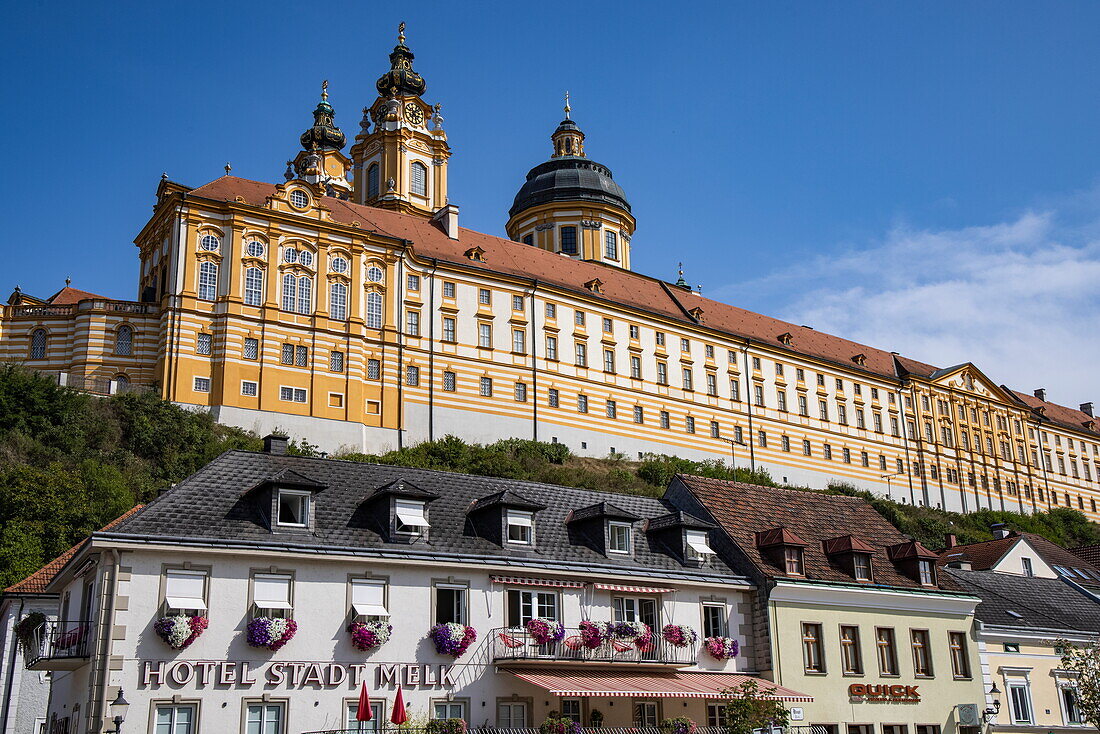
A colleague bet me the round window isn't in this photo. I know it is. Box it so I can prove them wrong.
[246,241,265,258]
[331,257,349,273]
[200,234,220,252]
[289,189,310,209]
[367,265,384,283]
[298,251,314,267]
[283,248,299,264]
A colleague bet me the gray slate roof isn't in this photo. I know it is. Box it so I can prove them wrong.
[106,451,746,585]
[945,568,1100,633]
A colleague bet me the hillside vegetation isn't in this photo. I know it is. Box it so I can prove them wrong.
[0,365,1096,588]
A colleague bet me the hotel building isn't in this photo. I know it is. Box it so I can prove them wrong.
[3,26,1100,517]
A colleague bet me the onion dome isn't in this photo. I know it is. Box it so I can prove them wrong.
[300,81,346,151]
[375,22,426,98]
[509,114,630,218]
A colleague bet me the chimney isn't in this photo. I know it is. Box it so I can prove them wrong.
[1081,402,1094,417]
[944,553,972,571]
[945,533,957,549]
[432,203,460,240]
[1034,388,1046,401]
[990,522,1009,539]
[263,433,289,455]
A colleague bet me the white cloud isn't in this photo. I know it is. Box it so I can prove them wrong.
[720,205,1100,409]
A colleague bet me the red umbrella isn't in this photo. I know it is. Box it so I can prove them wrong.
[390,685,408,725]
[356,681,373,722]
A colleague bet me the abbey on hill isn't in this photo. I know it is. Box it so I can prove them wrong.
[1,24,1098,519]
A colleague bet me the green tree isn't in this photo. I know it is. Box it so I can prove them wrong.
[1056,638,1100,727]
[722,679,790,734]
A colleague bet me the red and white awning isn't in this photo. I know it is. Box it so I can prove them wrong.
[509,669,813,702]
[594,583,675,594]
[490,575,585,589]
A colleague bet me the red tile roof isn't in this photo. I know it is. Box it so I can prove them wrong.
[676,475,960,590]
[47,286,106,304]
[940,531,1100,582]
[1071,543,1100,568]
[1009,390,1099,436]
[186,176,936,382]
[3,505,145,595]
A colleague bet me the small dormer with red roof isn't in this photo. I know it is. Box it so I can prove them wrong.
[756,526,809,577]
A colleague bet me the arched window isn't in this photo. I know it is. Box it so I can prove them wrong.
[198,261,218,301]
[367,163,380,198]
[329,281,348,321]
[114,374,129,391]
[115,325,133,355]
[29,329,46,360]
[410,161,427,197]
[297,276,313,314]
[244,267,264,306]
[366,291,383,329]
[281,273,297,311]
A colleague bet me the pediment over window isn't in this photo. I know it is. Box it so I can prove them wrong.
[929,362,1011,402]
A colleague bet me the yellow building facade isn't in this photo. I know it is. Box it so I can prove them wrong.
[2,27,1100,519]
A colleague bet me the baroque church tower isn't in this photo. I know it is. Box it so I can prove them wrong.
[506,95,636,269]
[350,23,453,224]
[286,81,353,198]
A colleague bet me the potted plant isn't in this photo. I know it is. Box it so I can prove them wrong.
[428,622,477,657]
[661,624,698,648]
[426,719,467,734]
[348,620,392,652]
[154,614,209,650]
[578,621,609,649]
[611,620,651,641]
[590,709,605,729]
[703,636,739,660]
[539,714,582,734]
[660,717,698,734]
[246,617,297,651]
[526,617,565,645]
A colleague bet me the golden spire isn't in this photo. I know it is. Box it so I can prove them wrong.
[321,79,329,101]
[564,91,571,120]
[398,21,406,45]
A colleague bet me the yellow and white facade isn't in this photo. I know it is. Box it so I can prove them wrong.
[2,26,1100,519]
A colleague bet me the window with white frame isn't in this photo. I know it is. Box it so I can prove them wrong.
[367,359,380,380]
[241,380,258,397]
[506,589,558,627]
[1060,684,1083,725]
[246,703,285,734]
[351,578,389,620]
[410,161,427,197]
[366,291,383,329]
[115,325,133,355]
[395,499,430,533]
[330,351,345,372]
[346,702,383,733]
[199,234,221,252]
[296,276,312,314]
[197,333,212,355]
[154,704,196,734]
[330,281,348,320]
[193,377,211,393]
[506,510,534,545]
[198,261,218,301]
[686,529,715,561]
[164,569,207,613]
[29,329,46,359]
[281,272,296,311]
[367,164,380,198]
[608,521,632,554]
[277,490,310,527]
[434,583,467,625]
[1008,682,1033,724]
[253,573,292,616]
[244,267,264,306]
[433,702,465,721]
[701,602,726,637]
[279,386,307,402]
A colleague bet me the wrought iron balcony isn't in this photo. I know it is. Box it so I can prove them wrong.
[487,627,697,666]
[24,620,93,670]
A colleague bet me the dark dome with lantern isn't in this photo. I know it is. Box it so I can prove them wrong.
[300,95,346,152]
[375,24,426,98]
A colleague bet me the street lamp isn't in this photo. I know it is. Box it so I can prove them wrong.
[721,438,748,471]
[108,689,129,733]
[982,683,1001,722]
[880,471,904,500]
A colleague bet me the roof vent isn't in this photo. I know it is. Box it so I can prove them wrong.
[585,278,604,294]
[263,434,289,455]
[432,203,460,240]
[1034,388,1047,401]
[1081,402,1094,417]
[464,246,486,262]
[852,353,867,366]
[777,332,793,346]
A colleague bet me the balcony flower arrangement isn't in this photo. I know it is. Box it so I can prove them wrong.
[526,618,565,645]
[578,620,609,649]
[661,624,698,648]
[246,617,297,652]
[14,612,46,655]
[611,620,651,642]
[348,620,392,652]
[539,714,583,734]
[429,622,477,657]
[703,636,739,660]
[659,717,698,734]
[426,719,467,734]
[154,614,209,651]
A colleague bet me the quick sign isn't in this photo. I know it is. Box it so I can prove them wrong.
[848,683,920,702]
[141,661,455,689]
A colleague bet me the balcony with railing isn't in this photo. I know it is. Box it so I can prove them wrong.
[488,627,696,666]
[7,300,157,318]
[24,620,93,670]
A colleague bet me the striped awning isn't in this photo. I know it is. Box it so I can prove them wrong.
[509,670,813,702]
[594,583,675,594]
[490,575,585,589]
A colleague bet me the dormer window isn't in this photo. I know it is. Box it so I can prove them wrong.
[277,490,310,527]
[853,553,873,581]
[252,573,292,618]
[608,521,632,554]
[506,510,534,545]
[165,569,207,614]
[784,547,805,575]
[351,579,389,620]
[395,499,430,534]
[918,559,936,586]
[686,529,716,563]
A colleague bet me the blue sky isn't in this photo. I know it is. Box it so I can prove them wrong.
[3,1,1099,404]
